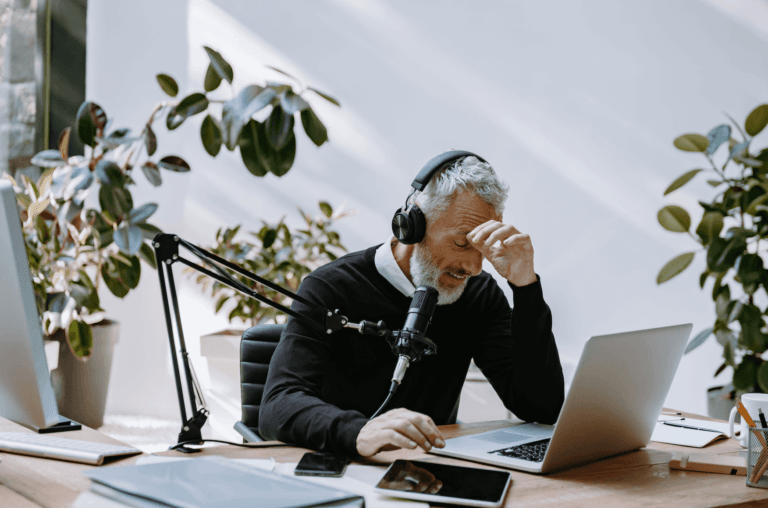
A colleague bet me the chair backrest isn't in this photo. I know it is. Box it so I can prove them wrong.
[240,323,285,438]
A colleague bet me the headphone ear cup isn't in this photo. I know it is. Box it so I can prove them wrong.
[391,206,426,245]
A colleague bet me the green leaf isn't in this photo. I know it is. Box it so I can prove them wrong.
[176,93,209,118]
[203,46,233,84]
[673,133,709,153]
[664,169,702,196]
[734,358,758,390]
[129,203,158,223]
[201,115,222,157]
[137,222,163,240]
[746,104,768,137]
[145,125,157,156]
[658,205,691,232]
[67,320,93,358]
[714,362,727,377]
[739,304,766,351]
[118,255,141,289]
[713,237,747,272]
[215,295,229,313]
[158,155,191,172]
[113,225,143,255]
[699,270,709,289]
[706,124,731,155]
[707,179,723,187]
[724,341,736,367]
[139,242,157,269]
[221,85,276,151]
[264,106,295,151]
[695,211,724,245]
[76,102,107,148]
[262,229,277,249]
[300,107,328,147]
[101,264,129,298]
[737,254,764,286]
[95,160,124,186]
[31,149,65,168]
[166,106,185,131]
[271,132,296,177]
[156,74,179,97]
[657,252,695,284]
[99,185,133,218]
[141,163,162,187]
[684,327,712,354]
[239,119,268,177]
[204,63,222,92]
[280,90,310,114]
[308,87,340,107]
[758,362,768,393]
[319,201,333,218]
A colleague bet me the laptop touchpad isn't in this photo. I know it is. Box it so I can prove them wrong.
[471,425,552,445]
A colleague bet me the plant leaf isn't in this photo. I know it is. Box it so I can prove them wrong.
[684,327,712,354]
[308,87,340,107]
[204,63,222,92]
[746,104,768,137]
[239,119,268,177]
[76,102,107,148]
[139,242,157,269]
[221,85,265,151]
[734,359,758,391]
[156,74,179,97]
[664,169,702,196]
[695,211,724,245]
[280,90,310,114]
[301,107,328,147]
[657,252,695,284]
[95,160,124,186]
[129,203,158,223]
[319,201,333,218]
[166,106,185,131]
[67,320,93,358]
[264,105,295,151]
[31,149,66,168]
[58,127,71,161]
[203,46,233,84]
[101,264,129,298]
[117,255,142,289]
[113,225,143,255]
[158,155,191,172]
[145,125,157,156]
[201,115,222,157]
[673,133,709,153]
[706,124,731,155]
[176,92,209,118]
[657,205,691,232]
[141,163,162,186]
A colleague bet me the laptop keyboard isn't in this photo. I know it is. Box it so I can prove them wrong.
[489,438,550,463]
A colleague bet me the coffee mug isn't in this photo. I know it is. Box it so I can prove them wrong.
[729,393,768,448]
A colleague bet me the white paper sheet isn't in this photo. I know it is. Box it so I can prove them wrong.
[650,418,731,448]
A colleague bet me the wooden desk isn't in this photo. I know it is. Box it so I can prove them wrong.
[1,408,767,507]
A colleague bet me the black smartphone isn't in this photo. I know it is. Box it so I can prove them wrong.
[294,452,349,477]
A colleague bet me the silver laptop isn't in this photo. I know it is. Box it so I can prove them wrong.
[430,323,692,474]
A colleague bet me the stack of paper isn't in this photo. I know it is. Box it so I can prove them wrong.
[78,456,365,508]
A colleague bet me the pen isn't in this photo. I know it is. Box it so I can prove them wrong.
[663,422,722,434]
[760,408,768,429]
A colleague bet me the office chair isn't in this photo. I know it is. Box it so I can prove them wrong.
[233,323,285,443]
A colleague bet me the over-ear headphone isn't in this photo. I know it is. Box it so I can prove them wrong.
[391,150,487,244]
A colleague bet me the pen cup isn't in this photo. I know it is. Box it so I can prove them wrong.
[746,427,768,488]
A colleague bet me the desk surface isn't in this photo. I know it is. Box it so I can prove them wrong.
[0,408,766,508]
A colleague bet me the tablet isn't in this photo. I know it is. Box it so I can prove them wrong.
[373,459,512,508]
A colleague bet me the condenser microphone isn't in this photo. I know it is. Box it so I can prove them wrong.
[391,285,439,385]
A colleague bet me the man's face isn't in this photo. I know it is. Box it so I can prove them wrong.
[410,191,502,305]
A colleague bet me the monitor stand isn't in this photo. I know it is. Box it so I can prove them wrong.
[29,415,82,433]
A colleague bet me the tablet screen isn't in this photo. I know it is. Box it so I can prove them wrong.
[375,460,511,504]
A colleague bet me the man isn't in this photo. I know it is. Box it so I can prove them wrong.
[259,155,564,458]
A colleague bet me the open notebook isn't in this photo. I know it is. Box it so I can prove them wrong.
[651,417,731,448]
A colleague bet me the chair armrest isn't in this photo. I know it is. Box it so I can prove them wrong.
[234,421,264,443]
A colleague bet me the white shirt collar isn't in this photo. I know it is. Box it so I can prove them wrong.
[375,236,415,297]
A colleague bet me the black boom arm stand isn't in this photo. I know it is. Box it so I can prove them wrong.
[152,233,414,452]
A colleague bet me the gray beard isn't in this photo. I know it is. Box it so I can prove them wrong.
[409,242,468,305]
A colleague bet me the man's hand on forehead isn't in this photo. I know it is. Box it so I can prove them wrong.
[467,220,537,287]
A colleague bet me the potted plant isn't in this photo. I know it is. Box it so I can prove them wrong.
[3,45,340,428]
[657,103,768,418]
[193,202,351,439]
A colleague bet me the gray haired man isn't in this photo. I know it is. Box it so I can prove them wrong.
[259,155,565,458]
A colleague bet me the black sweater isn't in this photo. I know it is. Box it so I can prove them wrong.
[258,244,565,457]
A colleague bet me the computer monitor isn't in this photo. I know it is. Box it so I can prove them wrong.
[0,180,80,432]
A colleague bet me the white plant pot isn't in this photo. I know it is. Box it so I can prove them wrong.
[51,319,119,429]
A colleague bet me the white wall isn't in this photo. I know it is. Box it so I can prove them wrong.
[86,0,768,422]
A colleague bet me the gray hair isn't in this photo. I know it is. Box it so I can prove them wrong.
[414,156,509,221]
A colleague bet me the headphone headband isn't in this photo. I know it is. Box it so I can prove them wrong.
[410,150,487,191]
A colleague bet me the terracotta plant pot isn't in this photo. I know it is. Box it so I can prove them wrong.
[50,319,119,429]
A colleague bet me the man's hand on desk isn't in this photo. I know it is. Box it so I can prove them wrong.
[356,408,446,457]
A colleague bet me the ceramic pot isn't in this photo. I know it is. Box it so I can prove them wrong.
[51,319,119,429]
